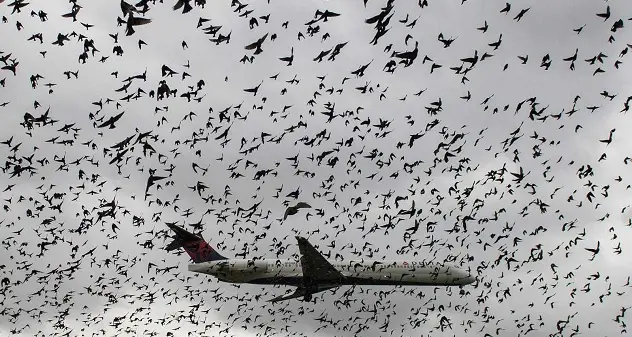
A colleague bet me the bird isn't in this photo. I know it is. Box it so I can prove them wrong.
[61,4,82,21]
[125,11,152,36]
[245,33,269,55]
[96,111,125,129]
[283,202,311,220]
[173,0,193,14]
[596,5,610,21]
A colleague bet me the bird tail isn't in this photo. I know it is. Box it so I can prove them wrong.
[165,223,227,263]
[183,2,193,13]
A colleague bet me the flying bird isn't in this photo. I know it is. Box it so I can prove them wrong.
[125,11,152,36]
[96,111,125,129]
[245,33,269,55]
[283,202,311,220]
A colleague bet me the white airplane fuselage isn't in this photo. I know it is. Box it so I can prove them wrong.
[188,259,475,287]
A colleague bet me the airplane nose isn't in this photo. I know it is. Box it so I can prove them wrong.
[455,269,475,285]
[464,274,475,284]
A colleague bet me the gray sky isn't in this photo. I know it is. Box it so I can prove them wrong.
[1,0,632,336]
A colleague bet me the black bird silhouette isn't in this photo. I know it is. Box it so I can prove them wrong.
[283,202,311,220]
[125,12,152,36]
[306,10,340,26]
[500,2,510,14]
[173,0,193,14]
[96,111,125,129]
[279,47,294,66]
[243,81,263,96]
[477,20,488,33]
[61,4,82,21]
[513,7,530,22]
[245,33,269,55]
[585,241,600,261]
[120,0,138,16]
[596,5,610,21]
[145,174,166,200]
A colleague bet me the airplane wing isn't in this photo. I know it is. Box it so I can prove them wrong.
[295,236,344,282]
[268,285,339,303]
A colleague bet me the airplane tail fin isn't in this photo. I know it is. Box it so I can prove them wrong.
[165,223,228,263]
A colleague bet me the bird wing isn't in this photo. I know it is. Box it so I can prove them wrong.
[295,202,311,209]
[130,17,152,26]
[283,208,292,220]
[244,41,258,50]
[110,111,125,123]
[120,0,135,15]
[245,33,268,49]
[96,121,110,128]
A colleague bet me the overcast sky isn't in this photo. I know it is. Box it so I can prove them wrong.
[1,0,632,336]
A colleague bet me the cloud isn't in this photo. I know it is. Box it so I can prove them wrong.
[1,0,632,336]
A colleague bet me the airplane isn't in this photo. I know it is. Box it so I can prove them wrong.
[165,223,476,302]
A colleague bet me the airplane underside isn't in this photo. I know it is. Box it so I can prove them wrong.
[242,276,453,302]
[247,276,447,287]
